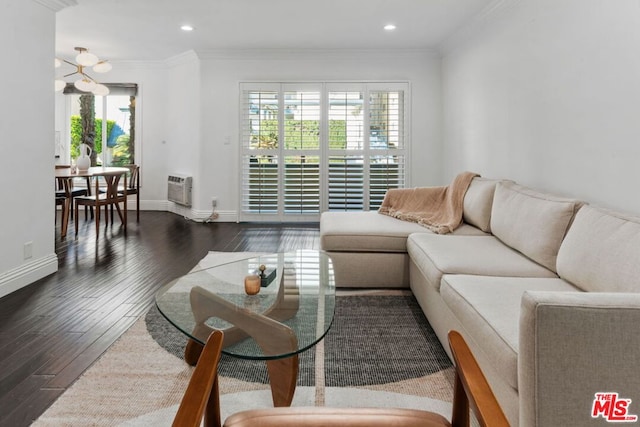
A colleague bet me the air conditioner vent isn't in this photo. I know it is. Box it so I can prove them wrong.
[167,174,192,206]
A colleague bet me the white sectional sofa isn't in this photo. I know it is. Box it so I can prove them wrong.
[320,178,640,427]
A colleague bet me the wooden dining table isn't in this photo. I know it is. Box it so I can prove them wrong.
[55,166,129,237]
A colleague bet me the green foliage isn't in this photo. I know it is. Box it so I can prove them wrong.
[111,135,132,166]
[251,120,347,150]
[70,115,117,159]
[70,115,82,158]
[328,120,347,149]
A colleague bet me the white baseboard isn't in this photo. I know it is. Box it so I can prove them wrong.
[188,210,238,223]
[142,200,238,222]
[0,254,58,299]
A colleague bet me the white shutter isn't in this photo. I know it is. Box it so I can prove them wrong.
[240,88,280,217]
[283,90,321,215]
[368,88,406,209]
[328,156,364,210]
[326,90,365,211]
[369,156,405,209]
[240,83,409,220]
[241,155,279,214]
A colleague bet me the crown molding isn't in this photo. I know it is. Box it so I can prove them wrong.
[164,50,200,68]
[75,47,436,71]
[197,48,438,61]
[32,0,77,12]
[439,0,523,54]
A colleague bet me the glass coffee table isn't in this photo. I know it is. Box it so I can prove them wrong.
[155,249,335,412]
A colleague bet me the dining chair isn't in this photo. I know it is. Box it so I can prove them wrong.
[123,164,141,222]
[74,170,127,236]
[54,177,72,237]
[55,165,91,220]
[103,164,140,222]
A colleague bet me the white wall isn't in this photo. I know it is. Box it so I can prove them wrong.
[0,0,58,298]
[104,62,170,207]
[198,49,442,218]
[442,0,640,213]
[55,60,170,208]
[53,49,441,221]
[165,52,202,216]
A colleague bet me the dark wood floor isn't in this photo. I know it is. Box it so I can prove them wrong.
[0,212,319,426]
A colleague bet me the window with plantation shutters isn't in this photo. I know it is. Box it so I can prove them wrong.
[240,82,409,221]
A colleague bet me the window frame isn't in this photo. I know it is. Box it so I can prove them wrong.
[59,84,140,168]
[239,81,411,222]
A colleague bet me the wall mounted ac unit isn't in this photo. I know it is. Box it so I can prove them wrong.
[167,174,192,207]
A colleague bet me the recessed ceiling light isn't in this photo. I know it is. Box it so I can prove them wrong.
[384,24,396,31]
[181,25,195,32]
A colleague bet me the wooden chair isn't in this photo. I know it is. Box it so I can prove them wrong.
[103,164,140,222]
[74,170,128,237]
[173,330,224,427]
[123,164,141,222]
[55,177,72,237]
[55,165,91,220]
[173,330,509,427]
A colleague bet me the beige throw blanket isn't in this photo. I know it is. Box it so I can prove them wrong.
[378,171,479,234]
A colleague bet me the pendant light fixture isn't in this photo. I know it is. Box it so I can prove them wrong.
[55,47,112,95]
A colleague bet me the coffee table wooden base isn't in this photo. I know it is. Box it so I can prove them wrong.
[185,285,300,426]
[185,338,298,407]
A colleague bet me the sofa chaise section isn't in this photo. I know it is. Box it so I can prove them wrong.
[320,177,499,287]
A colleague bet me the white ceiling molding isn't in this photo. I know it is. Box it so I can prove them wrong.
[197,48,437,62]
[164,50,201,68]
[106,60,168,71]
[438,0,523,54]
[32,0,78,12]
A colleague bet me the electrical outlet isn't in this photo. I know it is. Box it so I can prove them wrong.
[211,197,217,208]
[24,241,33,260]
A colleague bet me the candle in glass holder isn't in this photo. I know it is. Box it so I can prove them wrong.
[244,275,261,295]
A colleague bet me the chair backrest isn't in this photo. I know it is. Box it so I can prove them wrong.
[124,164,140,190]
[173,331,224,427]
[55,165,71,191]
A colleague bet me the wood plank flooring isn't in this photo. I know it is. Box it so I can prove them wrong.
[0,212,319,426]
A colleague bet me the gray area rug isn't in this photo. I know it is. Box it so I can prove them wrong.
[146,294,452,387]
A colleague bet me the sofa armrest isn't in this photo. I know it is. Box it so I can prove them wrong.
[519,291,640,427]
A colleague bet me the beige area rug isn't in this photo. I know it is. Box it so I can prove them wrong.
[33,252,454,426]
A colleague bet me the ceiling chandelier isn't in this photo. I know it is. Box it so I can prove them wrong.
[55,47,112,96]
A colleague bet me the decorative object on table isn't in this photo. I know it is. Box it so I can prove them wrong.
[55,47,112,95]
[256,264,277,287]
[244,275,261,295]
[76,143,92,171]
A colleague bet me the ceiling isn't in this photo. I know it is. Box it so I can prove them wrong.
[56,0,495,62]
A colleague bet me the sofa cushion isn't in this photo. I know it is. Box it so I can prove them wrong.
[320,211,487,253]
[463,177,501,233]
[490,182,582,272]
[407,234,558,292]
[440,275,580,390]
[557,205,640,292]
